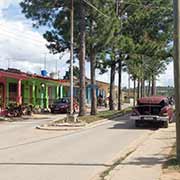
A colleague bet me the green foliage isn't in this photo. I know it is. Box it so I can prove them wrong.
[20,0,173,87]
[21,0,119,58]
[63,66,80,79]
[122,0,173,81]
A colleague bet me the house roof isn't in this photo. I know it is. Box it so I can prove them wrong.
[0,69,28,80]
[0,68,62,83]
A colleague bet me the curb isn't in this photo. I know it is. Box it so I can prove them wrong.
[36,125,84,131]
[36,119,108,131]
[36,110,132,131]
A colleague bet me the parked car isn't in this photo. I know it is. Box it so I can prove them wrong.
[130,96,174,128]
[50,97,79,113]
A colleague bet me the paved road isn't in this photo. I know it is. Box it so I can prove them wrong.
[0,114,152,180]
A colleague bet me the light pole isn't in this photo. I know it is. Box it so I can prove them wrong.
[70,0,74,115]
[173,0,180,160]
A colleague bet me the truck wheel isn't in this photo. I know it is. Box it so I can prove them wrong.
[163,121,169,128]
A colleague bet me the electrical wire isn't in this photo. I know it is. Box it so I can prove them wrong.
[82,0,172,23]
[121,1,172,10]
[0,26,47,46]
[82,0,110,19]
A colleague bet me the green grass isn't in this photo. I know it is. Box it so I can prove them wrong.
[99,150,135,180]
[78,107,132,124]
[54,107,132,124]
[163,144,180,171]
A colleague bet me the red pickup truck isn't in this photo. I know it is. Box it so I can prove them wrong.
[130,96,174,128]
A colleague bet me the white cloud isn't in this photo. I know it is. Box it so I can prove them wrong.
[0,13,69,78]
[157,62,174,87]
[0,0,12,9]
[0,0,21,9]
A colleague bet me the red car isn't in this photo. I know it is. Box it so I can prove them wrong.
[130,96,174,128]
[50,97,79,113]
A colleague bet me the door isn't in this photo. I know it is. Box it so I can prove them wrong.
[0,83,4,108]
[9,83,17,103]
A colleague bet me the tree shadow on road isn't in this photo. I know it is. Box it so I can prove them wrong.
[120,156,165,168]
[108,115,159,131]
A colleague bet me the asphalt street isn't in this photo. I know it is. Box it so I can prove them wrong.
[0,114,152,180]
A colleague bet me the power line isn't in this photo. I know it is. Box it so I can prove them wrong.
[0,23,47,38]
[121,1,172,10]
[82,0,171,22]
[0,26,46,45]
[0,31,48,48]
[82,0,110,18]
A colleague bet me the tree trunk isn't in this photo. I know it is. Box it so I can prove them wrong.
[133,78,136,107]
[78,0,86,116]
[151,75,156,96]
[128,74,130,98]
[137,78,140,99]
[90,48,97,115]
[118,59,122,110]
[109,62,116,110]
[141,79,145,97]
[148,80,151,96]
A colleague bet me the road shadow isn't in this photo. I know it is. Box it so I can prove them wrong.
[121,156,165,167]
[155,137,175,140]
[108,115,159,131]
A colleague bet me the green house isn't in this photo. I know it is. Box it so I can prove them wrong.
[0,69,64,114]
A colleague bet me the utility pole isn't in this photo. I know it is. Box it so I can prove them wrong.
[173,0,180,161]
[7,58,10,69]
[116,0,120,15]
[70,0,74,115]
[116,0,123,110]
[55,59,58,74]
[44,53,47,70]
[79,0,86,116]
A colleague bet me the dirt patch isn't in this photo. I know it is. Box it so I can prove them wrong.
[161,145,180,180]
[161,170,180,180]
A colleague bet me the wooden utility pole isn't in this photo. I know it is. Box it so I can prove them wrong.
[118,59,122,110]
[116,0,123,110]
[70,0,74,115]
[173,0,180,161]
[79,0,86,116]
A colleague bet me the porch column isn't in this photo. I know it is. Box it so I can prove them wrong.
[56,86,60,99]
[60,85,64,98]
[32,82,36,106]
[17,79,22,104]
[45,86,49,108]
[3,82,6,108]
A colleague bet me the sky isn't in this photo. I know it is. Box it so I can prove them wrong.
[0,0,174,87]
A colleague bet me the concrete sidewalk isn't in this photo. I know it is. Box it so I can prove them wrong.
[105,123,176,180]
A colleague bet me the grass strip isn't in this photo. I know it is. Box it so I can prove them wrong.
[54,107,132,125]
[163,144,180,171]
[99,150,135,180]
[79,107,132,124]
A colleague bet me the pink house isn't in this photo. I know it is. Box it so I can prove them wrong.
[0,70,28,115]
